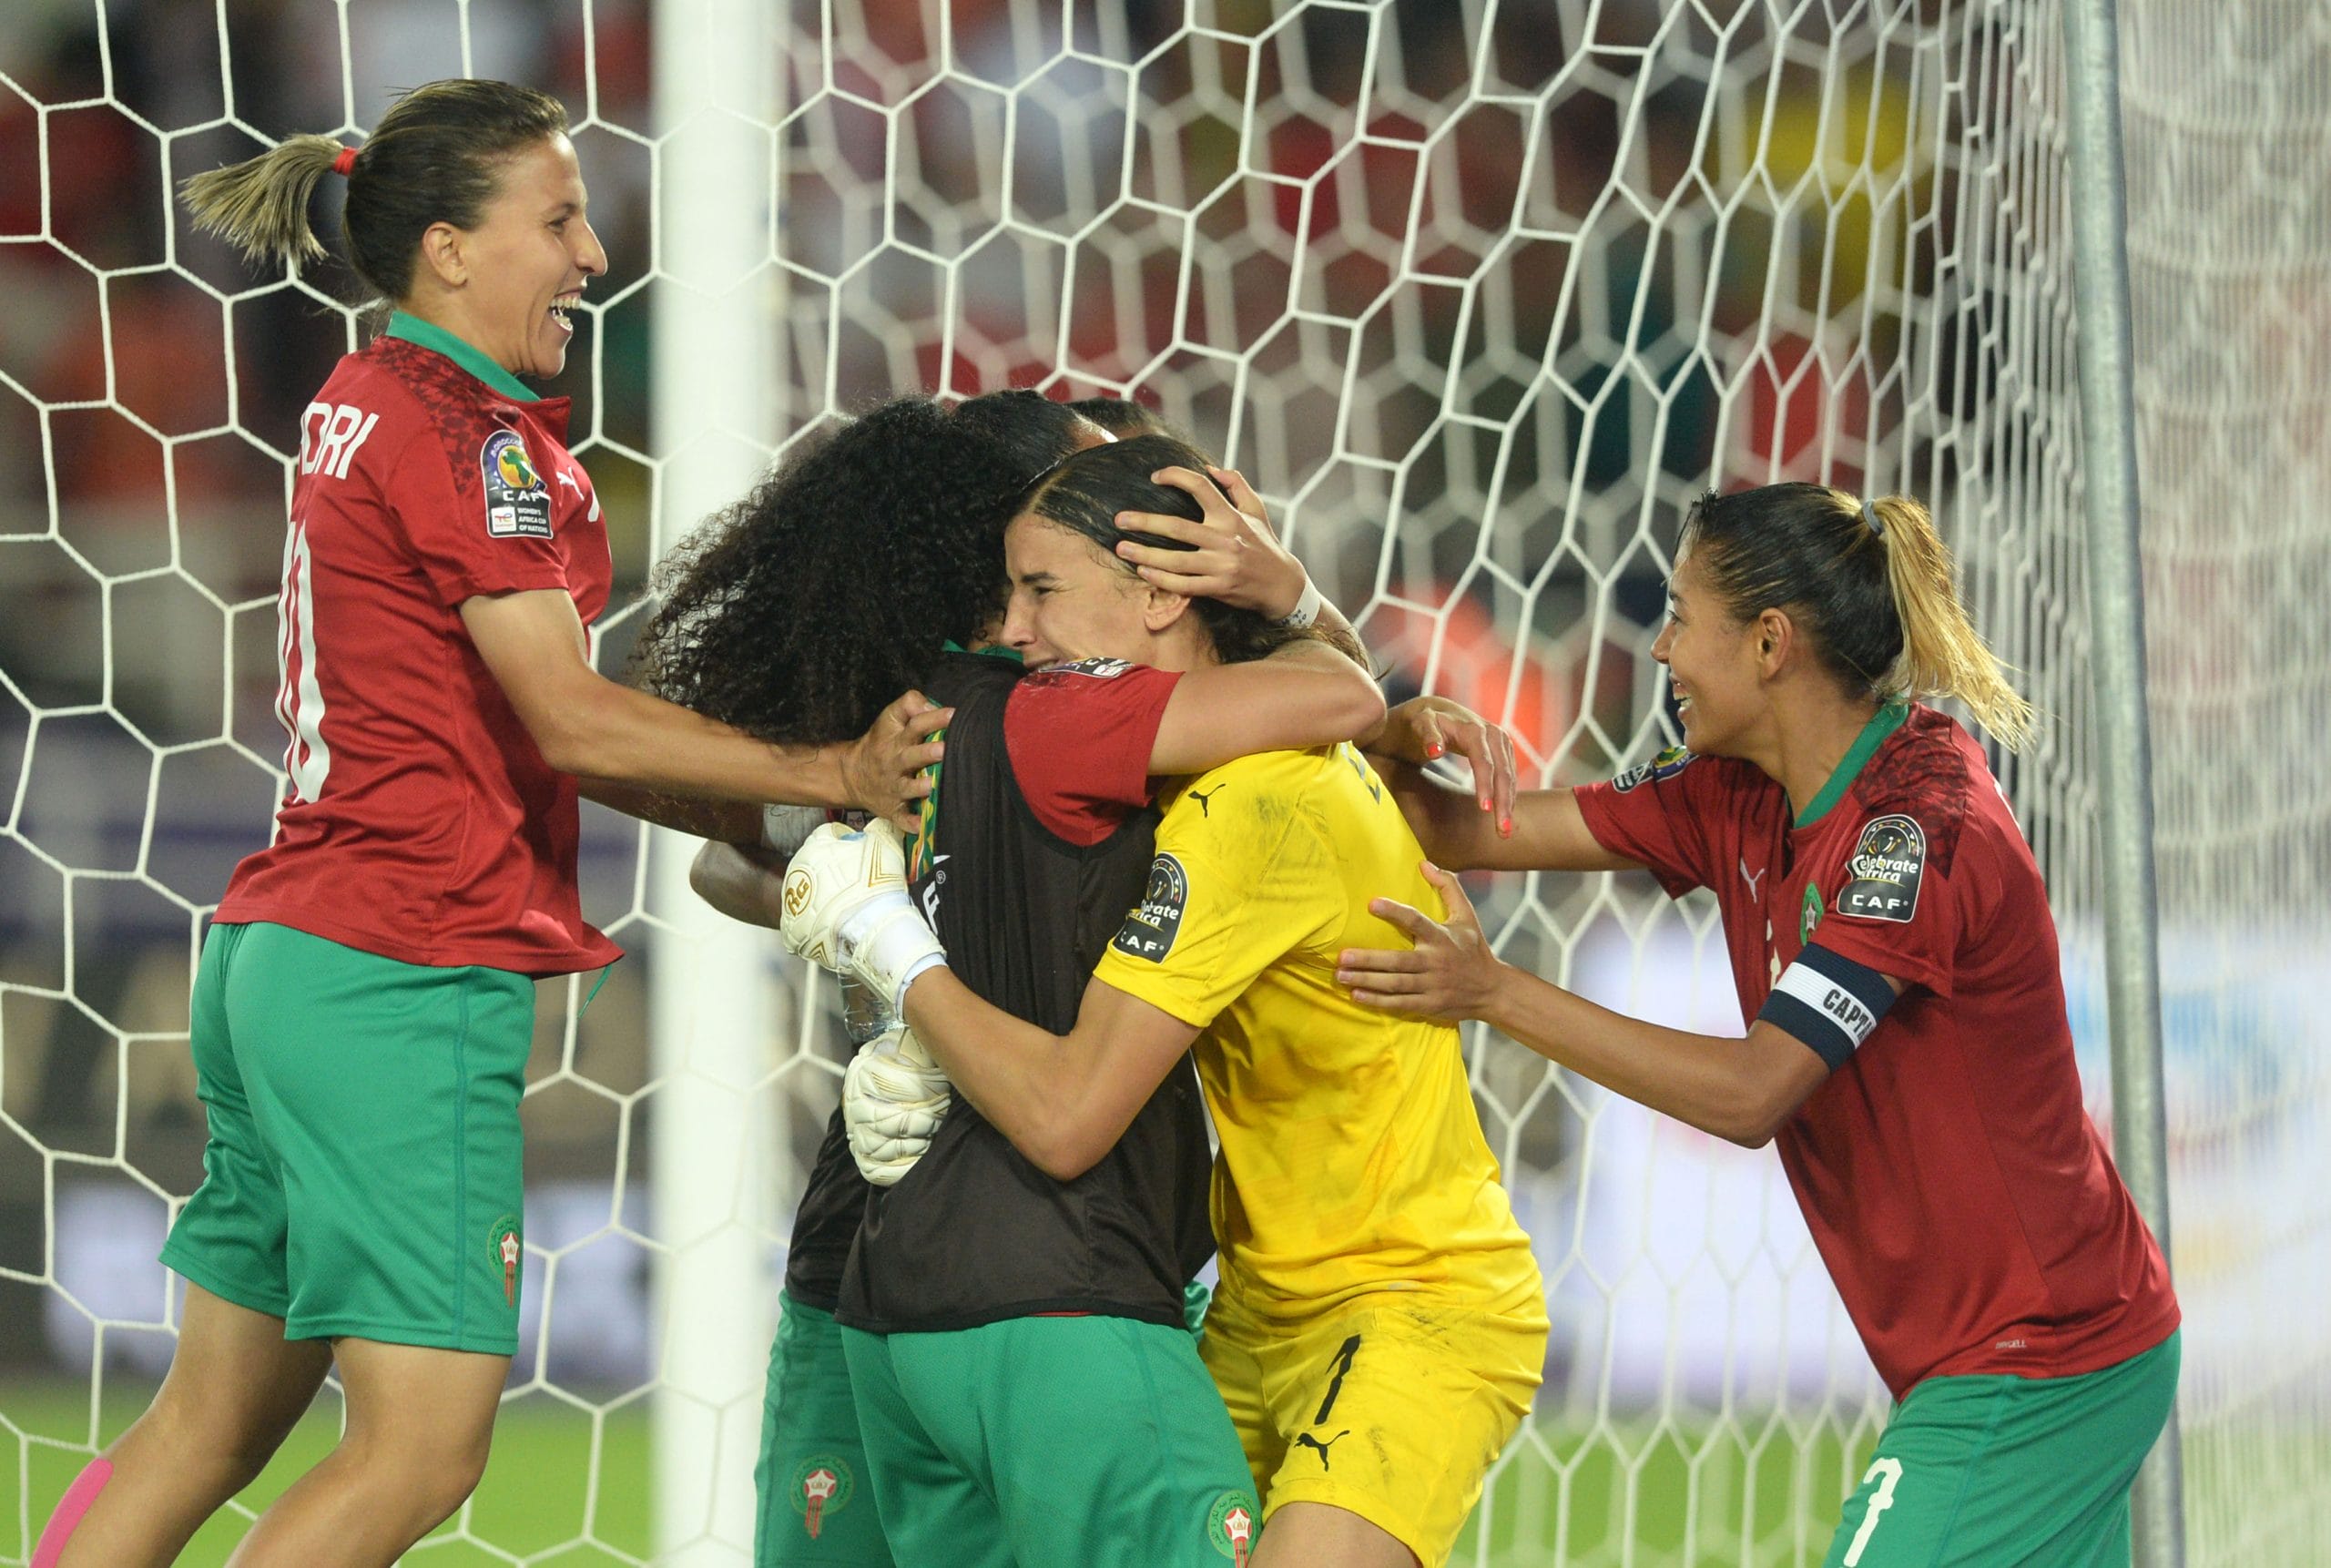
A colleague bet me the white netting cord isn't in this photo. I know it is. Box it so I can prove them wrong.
[2120,5,2331,1565]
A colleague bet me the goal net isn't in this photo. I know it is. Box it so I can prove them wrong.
[2115,3,2331,1560]
[0,1,2321,1563]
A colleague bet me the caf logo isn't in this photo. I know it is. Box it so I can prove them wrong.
[783,870,812,920]
[494,442,542,492]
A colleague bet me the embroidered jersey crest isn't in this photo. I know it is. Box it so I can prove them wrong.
[482,428,553,539]
[487,1213,522,1307]
[1052,656,1133,679]
[789,1455,855,1538]
[1836,814,1926,923]
[1611,743,1690,793]
[1111,852,1188,961]
[1206,1490,1257,1565]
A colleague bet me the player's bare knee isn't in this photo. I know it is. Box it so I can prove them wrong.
[124,1388,280,1499]
[339,1425,492,1528]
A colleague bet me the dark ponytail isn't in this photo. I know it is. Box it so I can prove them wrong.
[1021,434,1366,668]
[1682,482,2033,748]
[181,79,569,308]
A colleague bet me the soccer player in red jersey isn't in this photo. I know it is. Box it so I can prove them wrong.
[1337,483,2181,1567]
[34,83,941,1568]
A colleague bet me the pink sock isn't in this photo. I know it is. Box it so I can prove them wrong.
[31,1457,113,1568]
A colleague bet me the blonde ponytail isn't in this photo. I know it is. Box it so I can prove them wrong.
[1864,494,2035,750]
[180,135,348,269]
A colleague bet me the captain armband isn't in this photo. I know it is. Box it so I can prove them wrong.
[1756,944,1899,1072]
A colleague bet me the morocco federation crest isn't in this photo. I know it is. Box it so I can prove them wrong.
[486,1215,522,1308]
[1207,1490,1256,1566]
[791,1455,855,1539]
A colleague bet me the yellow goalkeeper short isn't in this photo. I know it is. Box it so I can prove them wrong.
[1198,1284,1548,1567]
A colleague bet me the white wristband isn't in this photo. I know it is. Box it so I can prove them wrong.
[836,893,949,1016]
[1276,576,1326,629]
[888,951,948,1015]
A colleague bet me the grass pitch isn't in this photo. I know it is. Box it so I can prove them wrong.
[5,1379,1867,1565]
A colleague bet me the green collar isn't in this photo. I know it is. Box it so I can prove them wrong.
[384,312,540,403]
[1793,699,1909,829]
[946,638,1023,665]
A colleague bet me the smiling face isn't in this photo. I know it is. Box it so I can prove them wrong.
[999,514,1155,670]
[1651,551,1771,758]
[422,133,606,379]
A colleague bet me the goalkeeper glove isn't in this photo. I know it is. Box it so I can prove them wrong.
[780,820,947,1015]
[843,1024,950,1186]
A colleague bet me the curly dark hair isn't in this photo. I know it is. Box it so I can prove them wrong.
[632,391,1088,743]
[1021,433,1366,667]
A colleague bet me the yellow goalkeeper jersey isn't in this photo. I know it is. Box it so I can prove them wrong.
[1094,743,1540,1321]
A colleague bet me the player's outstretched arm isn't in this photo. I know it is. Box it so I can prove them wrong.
[577,781,759,841]
[1145,637,1386,775]
[1338,862,1843,1146]
[687,841,790,928]
[462,588,946,830]
[1371,765,1644,876]
[1367,696,1522,837]
[900,969,1200,1182]
[779,820,1197,1180]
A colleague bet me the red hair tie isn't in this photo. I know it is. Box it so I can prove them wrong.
[331,146,357,178]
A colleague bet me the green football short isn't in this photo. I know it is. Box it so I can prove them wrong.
[841,1316,1263,1568]
[756,1293,896,1567]
[1824,1329,2181,1568]
[158,921,536,1355]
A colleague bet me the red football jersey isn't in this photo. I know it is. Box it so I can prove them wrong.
[1575,703,2178,1397]
[1003,657,1182,843]
[214,315,621,977]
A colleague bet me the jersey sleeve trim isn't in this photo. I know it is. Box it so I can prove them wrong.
[1756,942,1898,1071]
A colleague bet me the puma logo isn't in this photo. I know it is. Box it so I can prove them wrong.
[1740,857,1767,898]
[1293,1430,1350,1470]
[1189,785,1225,817]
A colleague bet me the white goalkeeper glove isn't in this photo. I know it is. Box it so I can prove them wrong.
[779,820,947,1015]
[843,1024,951,1186]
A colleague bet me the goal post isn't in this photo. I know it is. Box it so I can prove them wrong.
[2058,0,2183,1561]
[639,3,790,1561]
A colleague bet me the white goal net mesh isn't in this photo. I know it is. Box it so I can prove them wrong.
[2116,2,2331,1561]
[0,1,2322,1563]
